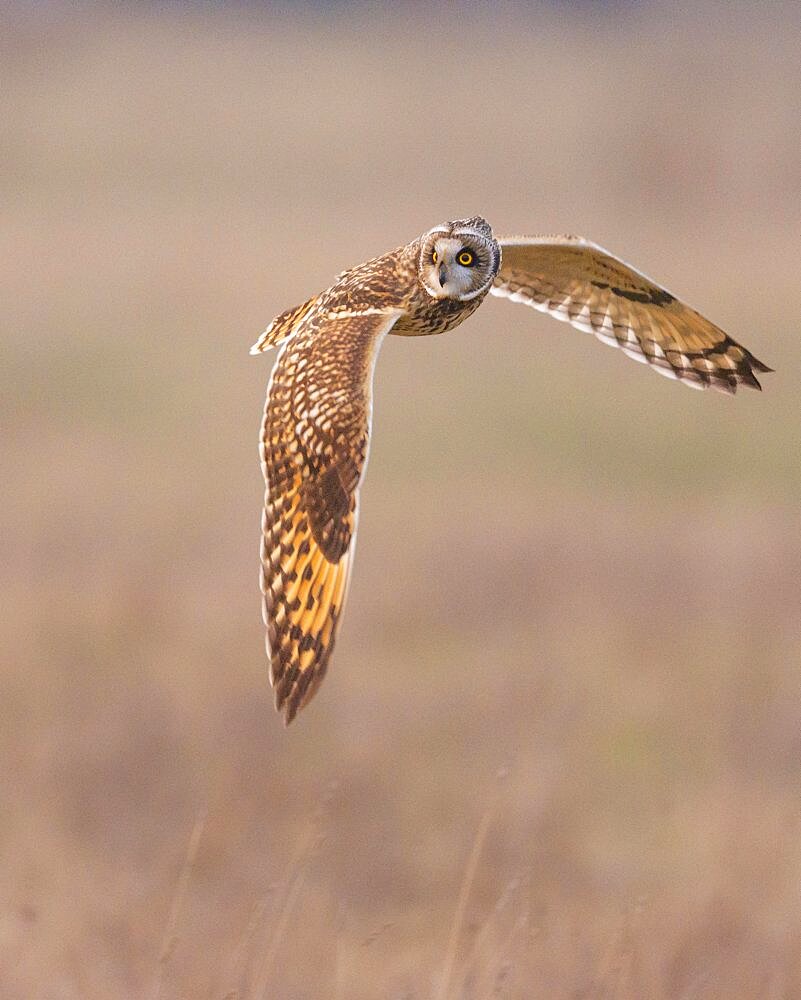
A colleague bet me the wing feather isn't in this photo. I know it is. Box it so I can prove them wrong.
[258,306,402,723]
[492,236,771,393]
[250,296,319,354]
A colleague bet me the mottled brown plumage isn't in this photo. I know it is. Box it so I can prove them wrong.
[253,217,771,723]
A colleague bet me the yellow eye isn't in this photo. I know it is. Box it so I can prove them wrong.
[457,249,475,267]
[431,250,438,263]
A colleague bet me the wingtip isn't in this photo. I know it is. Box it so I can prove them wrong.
[739,360,773,391]
[250,325,274,355]
[275,684,299,726]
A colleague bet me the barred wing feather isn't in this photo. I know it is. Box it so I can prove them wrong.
[492,236,771,393]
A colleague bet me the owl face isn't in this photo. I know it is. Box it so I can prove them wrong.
[418,217,501,302]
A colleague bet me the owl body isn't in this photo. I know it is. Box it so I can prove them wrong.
[252,217,771,723]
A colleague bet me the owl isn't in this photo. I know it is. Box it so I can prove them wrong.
[251,216,771,724]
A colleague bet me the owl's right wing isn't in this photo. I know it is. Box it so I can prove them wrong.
[492,235,771,393]
[258,306,403,724]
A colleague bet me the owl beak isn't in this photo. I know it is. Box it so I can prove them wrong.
[438,263,447,290]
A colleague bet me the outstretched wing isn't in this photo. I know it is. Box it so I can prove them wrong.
[258,306,402,723]
[492,236,771,393]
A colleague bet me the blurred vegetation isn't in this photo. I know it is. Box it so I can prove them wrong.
[2,2,800,997]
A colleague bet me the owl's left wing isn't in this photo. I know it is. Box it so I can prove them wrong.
[491,236,771,393]
[258,306,402,724]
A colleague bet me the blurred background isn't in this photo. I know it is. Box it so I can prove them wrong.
[3,2,800,996]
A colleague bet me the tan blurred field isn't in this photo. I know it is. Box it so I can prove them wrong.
[2,3,801,997]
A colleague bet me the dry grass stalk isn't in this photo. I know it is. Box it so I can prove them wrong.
[249,786,335,998]
[151,808,207,1000]
[436,768,507,1000]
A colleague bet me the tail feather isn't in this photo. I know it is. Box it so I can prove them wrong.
[250,297,318,354]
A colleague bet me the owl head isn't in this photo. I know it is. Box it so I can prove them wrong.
[418,216,501,302]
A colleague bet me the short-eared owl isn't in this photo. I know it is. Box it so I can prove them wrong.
[252,217,771,723]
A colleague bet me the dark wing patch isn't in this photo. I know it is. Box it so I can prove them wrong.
[591,279,675,307]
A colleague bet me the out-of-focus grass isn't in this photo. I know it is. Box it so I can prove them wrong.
[2,3,800,997]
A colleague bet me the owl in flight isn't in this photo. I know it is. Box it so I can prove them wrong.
[252,217,770,723]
